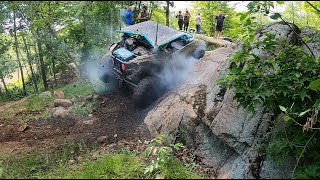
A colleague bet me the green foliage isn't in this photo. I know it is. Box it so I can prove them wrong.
[58,80,95,99]
[283,1,320,31]
[45,150,143,179]
[144,134,202,179]
[0,141,92,179]
[190,1,235,37]
[0,137,202,179]
[222,35,320,113]
[219,2,320,178]
[26,94,54,110]
[270,13,281,20]
[308,78,320,92]
[70,99,99,116]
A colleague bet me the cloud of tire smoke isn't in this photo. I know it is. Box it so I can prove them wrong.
[82,50,113,95]
[155,55,198,91]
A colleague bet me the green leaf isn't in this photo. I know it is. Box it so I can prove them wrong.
[302,36,310,42]
[145,147,153,157]
[227,75,235,81]
[244,18,252,26]
[283,115,290,121]
[279,105,287,112]
[270,13,281,20]
[308,78,320,92]
[313,99,320,109]
[276,1,284,5]
[299,109,311,117]
[144,167,150,174]
[240,14,247,21]
[296,90,311,101]
[149,165,154,173]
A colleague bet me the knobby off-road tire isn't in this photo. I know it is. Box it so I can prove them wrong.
[192,47,205,59]
[98,59,113,83]
[132,77,158,108]
[108,76,121,93]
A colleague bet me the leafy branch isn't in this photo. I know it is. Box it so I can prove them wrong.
[291,131,317,178]
[272,12,316,58]
[306,1,320,14]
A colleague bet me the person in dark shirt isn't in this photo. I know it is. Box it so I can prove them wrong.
[215,11,227,39]
[137,5,150,23]
[183,9,191,32]
[176,11,184,30]
[125,6,135,26]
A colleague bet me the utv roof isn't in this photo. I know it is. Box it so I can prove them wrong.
[117,21,192,48]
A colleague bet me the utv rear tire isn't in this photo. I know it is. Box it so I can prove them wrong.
[192,47,205,59]
[108,76,121,93]
[132,77,156,108]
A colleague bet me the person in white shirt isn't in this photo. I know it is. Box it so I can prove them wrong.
[195,13,201,34]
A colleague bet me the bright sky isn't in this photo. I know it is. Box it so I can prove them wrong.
[172,1,285,12]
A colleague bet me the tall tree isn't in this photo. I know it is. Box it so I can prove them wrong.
[165,1,174,27]
[0,71,8,95]
[35,29,48,90]
[21,32,38,92]
[13,9,27,95]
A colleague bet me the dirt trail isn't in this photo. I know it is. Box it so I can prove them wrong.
[0,97,28,113]
[0,92,151,155]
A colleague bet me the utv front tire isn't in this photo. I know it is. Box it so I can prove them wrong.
[192,47,205,59]
[98,60,113,83]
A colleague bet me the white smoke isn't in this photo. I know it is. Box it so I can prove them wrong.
[155,54,199,91]
[82,49,113,95]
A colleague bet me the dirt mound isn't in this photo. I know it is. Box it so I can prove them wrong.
[0,92,150,155]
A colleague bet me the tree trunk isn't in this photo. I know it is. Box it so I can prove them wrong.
[138,1,142,11]
[22,33,38,93]
[0,72,9,94]
[36,29,49,90]
[51,56,57,86]
[34,8,80,78]
[149,1,154,19]
[44,42,80,81]
[81,2,90,63]
[32,36,41,76]
[194,34,235,47]
[166,1,170,27]
[13,10,27,95]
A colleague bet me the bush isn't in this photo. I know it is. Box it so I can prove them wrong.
[220,32,320,178]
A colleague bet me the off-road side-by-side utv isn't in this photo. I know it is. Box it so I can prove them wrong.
[98,20,205,107]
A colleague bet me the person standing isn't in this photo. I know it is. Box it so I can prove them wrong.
[176,11,184,30]
[183,9,191,32]
[137,5,150,23]
[195,13,201,34]
[125,6,135,26]
[120,7,127,28]
[215,11,226,39]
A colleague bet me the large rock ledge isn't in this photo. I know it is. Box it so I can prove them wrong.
[145,47,233,137]
[144,46,274,178]
[143,22,319,179]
